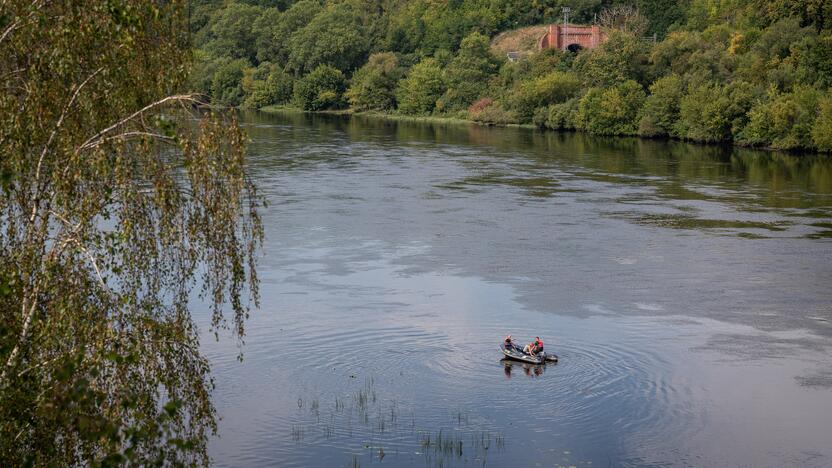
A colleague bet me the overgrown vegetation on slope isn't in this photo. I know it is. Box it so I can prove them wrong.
[191,0,832,152]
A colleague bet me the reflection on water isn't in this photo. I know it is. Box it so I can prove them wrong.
[501,359,547,378]
[202,110,832,467]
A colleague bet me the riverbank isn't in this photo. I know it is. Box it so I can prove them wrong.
[259,105,534,129]
[258,105,830,157]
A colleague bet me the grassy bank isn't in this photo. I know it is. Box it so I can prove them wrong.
[259,105,536,129]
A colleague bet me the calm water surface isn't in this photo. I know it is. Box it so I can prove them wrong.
[202,111,832,467]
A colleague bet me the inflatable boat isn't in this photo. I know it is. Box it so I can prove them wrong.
[500,343,558,364]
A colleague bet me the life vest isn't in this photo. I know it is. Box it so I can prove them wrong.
[535,339,544,351]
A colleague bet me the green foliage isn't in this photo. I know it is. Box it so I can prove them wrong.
[740,86,821,149]
[733,18,816,90]
[812,94,832,151]
[433,49,455,68]
[189,0,220,35]
[686,0,758,31]
[495,0,611,26]
[200,2,266,63]
[577,80,646,135]
[346,53,403,111]
[493,49,571,94]
[650,30,705,77]
[440,32,503,111]
[539,97,581,130]
[756,0,832,31]
[211,58,251,106]
[419,1,469,53]
[805,33,832,88]
[528,48,574,76]
[638,74,684,137]
[382,1,428,54]
[252,7,284,64]
[468,98,518,125]
[396,58,446,115]
[0,1,262,465]
[384,0,502,55]
[260,0,323,64]
[245,68,295,108]
[750,18,812,62]
[287,3,371,74]
[638,0,686,38]
[292,65,347,111]
[576,31,648,88]
[675,81,757,142]
[650,29,734,84]
[189,50,223,96]
[510,71,582,122]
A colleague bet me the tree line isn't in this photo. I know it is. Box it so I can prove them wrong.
[191,0,832,152]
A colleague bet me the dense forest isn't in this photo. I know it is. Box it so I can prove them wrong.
[190,0,832,152]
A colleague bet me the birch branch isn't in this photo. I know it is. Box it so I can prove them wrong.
[77,95,203,153]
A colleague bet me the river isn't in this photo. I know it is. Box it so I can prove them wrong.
[201,110,832,467]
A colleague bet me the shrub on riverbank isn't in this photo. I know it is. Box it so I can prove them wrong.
[539,98,580,130]
[578,80,646,135]
[244,64,295,108]
[740,86,821,150]
[468,98,518,125]
[811,96,832,151]
[293,65,346,111]
[439,32,503,112]
[675,81,756,143]
[346,53,402,111]
[638,74,684,137]
[210,58,249,106]
[396,58,445,115]
[510,71,582,122]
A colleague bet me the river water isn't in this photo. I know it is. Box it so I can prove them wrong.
[203,110,832,467]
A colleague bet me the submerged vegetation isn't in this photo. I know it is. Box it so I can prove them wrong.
[293,377,508,467]
[191,0,832,153]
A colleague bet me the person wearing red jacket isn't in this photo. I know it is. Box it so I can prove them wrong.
[523,336,544,356]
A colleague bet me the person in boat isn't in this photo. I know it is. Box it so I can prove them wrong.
[504,334,514,350]
[523,336,544,357]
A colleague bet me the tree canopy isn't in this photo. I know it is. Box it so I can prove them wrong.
[286,2,371,74]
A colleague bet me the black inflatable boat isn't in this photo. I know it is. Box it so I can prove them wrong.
[500,343,558,364]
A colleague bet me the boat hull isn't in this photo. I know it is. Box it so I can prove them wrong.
[500,343,558,364]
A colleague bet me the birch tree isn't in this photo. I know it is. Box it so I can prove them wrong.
[0,1,262,464]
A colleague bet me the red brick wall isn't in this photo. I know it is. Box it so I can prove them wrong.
[538,24,607,51]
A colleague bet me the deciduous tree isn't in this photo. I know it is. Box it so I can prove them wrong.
[396,58,446,114]
[0,1,263,464]
[346,52,403,111]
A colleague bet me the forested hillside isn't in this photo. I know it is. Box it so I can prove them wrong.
[190,0,832,152]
